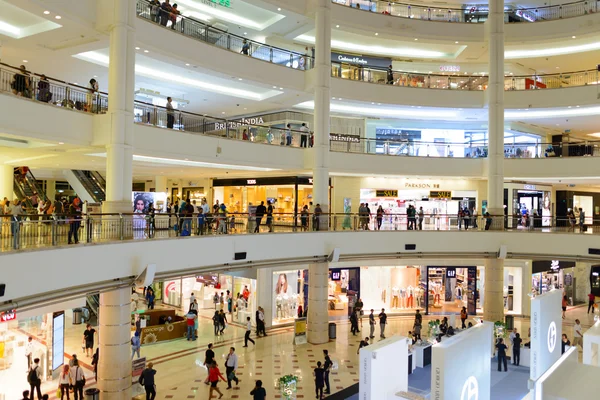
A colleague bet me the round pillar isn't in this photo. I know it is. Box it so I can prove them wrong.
[483,259,505,323]
[307,263,329,344]
[0,164,14,201]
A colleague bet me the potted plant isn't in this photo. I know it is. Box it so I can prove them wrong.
[278,374,300,400]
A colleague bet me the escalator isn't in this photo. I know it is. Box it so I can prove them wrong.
[65,170,106,203]
[12,167,48,209]
[391,141,409,156]
[85,293,99,322]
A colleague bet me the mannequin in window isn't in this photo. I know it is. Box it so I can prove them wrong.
[407,285,414,308]
[399,287,407,308]
[276,295,283,318]
[433,283,442,306]
[391,286,400,308]
[455,285,463,307]
[328,281,337,297]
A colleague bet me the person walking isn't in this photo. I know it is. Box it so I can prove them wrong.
[376,205,384,230]
[70,359,85,400]
[368,309,376,338]
[561,334,571,354]
[350,310,359,336]
[496,338,508,372]
[139,362,157,400]
[243,316,255,347]
[354,298,364,329]
[24,336,34,371]
[212,311,220,335]
[314,361,325,399]
[379,308,387,339]
[512,333,522,366]
[203,343,215,385]
[186,311,197,341]
[300,123,310,148]
[266,201,274,232]
[166,97,175,129]
[258,307,267,336]
[386,65,394,85]
[250,380,267,400]
[27,358,42,400]
[219,310,227,335]
[58,364,71,399]
[254,201,266,233]
[131,331,141,359]
[285,123,293,146]
[588,292,596,314]
[418,206,425,230]
[225,347,240,389]
[323,349,332,395]
[460,307,468,329]
[573,319,583,349]
[208,361,227,399]
[562,295,568,319]
[579,207,585,232]
[83,324,96,357]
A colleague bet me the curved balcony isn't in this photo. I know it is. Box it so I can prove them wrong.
[334,0,600,23]
[135,0,313,70]
[0,212,598,254]
[333,63,600,91]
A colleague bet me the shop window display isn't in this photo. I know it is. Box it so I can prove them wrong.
[272,271,304,325]
[360,266,424,312]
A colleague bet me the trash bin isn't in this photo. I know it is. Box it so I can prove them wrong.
[72,308,83,325]
[85,388,99,400]
[328,322,336,339]
[505,315,514,330]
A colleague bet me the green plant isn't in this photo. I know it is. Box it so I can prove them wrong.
[494,321,509,339]
[279,375,299,400]
[427,320,440,338]
[278,374,299,386]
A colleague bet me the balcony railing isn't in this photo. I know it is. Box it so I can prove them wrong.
[335,0,600,23]
[135,0,313,70]
[0,212,596,252]
[333,63,600,91]
[330,137,600,158]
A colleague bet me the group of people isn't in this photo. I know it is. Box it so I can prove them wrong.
[147,0,181,29]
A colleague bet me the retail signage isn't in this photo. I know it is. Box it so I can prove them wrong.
[360,335,409,399]
[294,318,307,345]
[532,260,576,274]
[214,117,264,130]
[440,65,460,72]
[247,179,257,185]
[0,309,16,322]
[515,9,536,22]
[52,311,65,371]
[330,133,360,143]
[446,268,456,278]
[431,322,492,400]
[330,270,341,281]
[430,191,452,198]
[405,182,441,189]
[467,267,477,315]
[564,274,573,286]
[331,52,392,69]
[524,184,536,190]
[375,190,398,197]
[530,289,562,381]
[201,0,231,8]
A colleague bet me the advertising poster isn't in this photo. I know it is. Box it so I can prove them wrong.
[132,191,168,214]
[294,318,307,345]
[431,322,493,400]
[530,289,562,381]
[52,311,65,371]
[273,271,299,321]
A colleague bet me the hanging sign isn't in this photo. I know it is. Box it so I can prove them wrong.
[430,191,452,199]
[376,190,398,198]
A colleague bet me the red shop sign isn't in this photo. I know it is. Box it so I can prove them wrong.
[0,309,16,322]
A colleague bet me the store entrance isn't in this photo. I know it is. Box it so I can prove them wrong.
[426,266,477,315]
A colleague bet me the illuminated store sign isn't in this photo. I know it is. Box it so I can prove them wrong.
[330,133,361,143]
[405,182,441,189]
[215,117,264,130]
[440,65,460,72]
[0,309,16,322]
[376,190,398,197]
[331,52,391,69]
[202,0,231,8]
[515,9,535,22]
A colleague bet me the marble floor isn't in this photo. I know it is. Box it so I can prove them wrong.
[8,302,598,400]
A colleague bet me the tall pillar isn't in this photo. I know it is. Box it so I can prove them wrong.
[483,259,505,323]
[521,261,532,317]
[313,0,331,221]
[103,0,135,214]
[98,287,131,400]
[307,263,329,344]
[0,164,13,201]
[155,175,168,194]
[45,180,56,202]
[485,0,505,218]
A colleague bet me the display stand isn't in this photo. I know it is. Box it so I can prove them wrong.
[529,289,562,382]
[431,321,493,400]
[413,343,432,368]
[359,336,409,400]
[583,319,600,366]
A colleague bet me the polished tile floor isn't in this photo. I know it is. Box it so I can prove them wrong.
[14,302,598,399]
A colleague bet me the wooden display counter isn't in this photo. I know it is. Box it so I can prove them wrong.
[138,309,187,345]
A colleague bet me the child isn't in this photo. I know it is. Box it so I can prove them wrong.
[229,213,236,233]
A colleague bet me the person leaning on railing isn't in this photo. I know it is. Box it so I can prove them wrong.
[10,65,31,98]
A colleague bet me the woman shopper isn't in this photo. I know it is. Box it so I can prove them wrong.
[58,364,71,399]
[562,295,568,319]
[376,206,384,230]
[208,361,227,399]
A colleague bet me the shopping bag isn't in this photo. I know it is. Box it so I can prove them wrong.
[56,388,62,398]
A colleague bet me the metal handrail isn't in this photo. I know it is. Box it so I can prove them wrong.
[336,0,600,23]
[135,0,313,70]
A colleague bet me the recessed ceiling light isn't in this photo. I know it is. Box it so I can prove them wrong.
[279,87,283,90]
[238,78,243,81]
[572,35,576,39]
[135,47,140,50]
[375,33,378,36]
[185,63,190,66]
[244,107,247,110]
[414,38,418,41]
[144,50,149,53]
[55,15,61,19]
[43,11,50,15]
[273,86,277,89]
[336,25,340,28]
[73,82,78,85]
[455,41,459,44]
[277,7,281,11]
[22,60,28,63]
[339,98,342,100]
[377,103,381,105]
[371,102,375,105]
[244,32,247,35]
[93,75,98,78]
[332,97,336,100]
[58,142,64,145]
[556,66,560,69]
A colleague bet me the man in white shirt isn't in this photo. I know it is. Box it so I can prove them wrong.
[225,347,240,389]
[243,316,255,347]
[573,319,583,349]
[24,336,34,370]
[300,123,310,148]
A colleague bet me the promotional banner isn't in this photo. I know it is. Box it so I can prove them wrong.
[431,322,493,400]
[359,335,409,400]
[530,289,562,381]
[294,317,307,345]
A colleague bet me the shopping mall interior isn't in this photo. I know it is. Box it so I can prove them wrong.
[3,0,600,399]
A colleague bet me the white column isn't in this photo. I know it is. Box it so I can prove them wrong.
[256,268,273,329]
[0,164,13,201]
[483,259,505,323]
[313,0,331,221]
[485,0,505,217]
[45,179,56,202]
[521,261,532,317]
[154,175,168,194]
[98,287,131,400]
[308,263,329,344]
[103,0,135,214]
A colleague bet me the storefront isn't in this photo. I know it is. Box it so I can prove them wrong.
[213,176,331,225]
[556,189,600,226]
[504,183,553,228]
[161,274,256,321]
[360,266,423,312]
[531,260,578,305]
[331,52,392,83]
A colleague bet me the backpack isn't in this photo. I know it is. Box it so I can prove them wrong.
[27,366,39,385]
